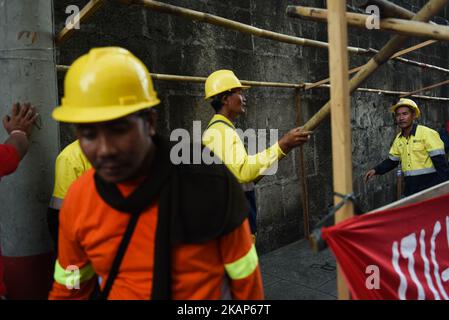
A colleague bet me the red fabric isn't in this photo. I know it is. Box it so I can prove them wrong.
[0,144,20,296]
[0,144,20,177]
[322,193,449,300]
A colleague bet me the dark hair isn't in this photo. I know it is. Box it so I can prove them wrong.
[210,91,231,113]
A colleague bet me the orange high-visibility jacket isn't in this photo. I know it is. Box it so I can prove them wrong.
[49,168,263,300]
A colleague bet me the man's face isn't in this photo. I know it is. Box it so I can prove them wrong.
[76,111,157,183]
[223,89,246,115]
[395,106,415,130]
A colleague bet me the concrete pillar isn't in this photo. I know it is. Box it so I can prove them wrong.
[0,0,58,299]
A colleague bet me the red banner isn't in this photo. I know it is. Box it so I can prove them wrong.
[322,193,449,300]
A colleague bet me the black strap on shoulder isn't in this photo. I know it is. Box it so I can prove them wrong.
[97,211,141,300]
[206,120,234,130]
[93,135,173,300]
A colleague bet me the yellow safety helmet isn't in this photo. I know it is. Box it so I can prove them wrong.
[390,98,421,118]
[52,47,160,123]
[204,69,250,100]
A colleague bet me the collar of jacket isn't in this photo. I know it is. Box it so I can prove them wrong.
[211,114,235,129]
[400,123,418,138]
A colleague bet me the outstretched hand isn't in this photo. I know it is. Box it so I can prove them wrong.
[278,127,312,154]
[3,102,38,137]
[364,169,376,183]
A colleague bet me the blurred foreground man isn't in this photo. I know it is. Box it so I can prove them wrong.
[49,47,263,300]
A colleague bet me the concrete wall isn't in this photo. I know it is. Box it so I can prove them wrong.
[0,0,58,299]
[53,0,449,253]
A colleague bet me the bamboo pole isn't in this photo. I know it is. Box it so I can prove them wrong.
[56,65,449,101]
[305,66,363,90]
[56,0,106,45]
[354,0,426,20]
[301,0,449,131]
[326,0,353,301]
[118,0,368,54]
[400,79,449,98]
[287,6,449,43]
[305,40,440,91]
[396,169,403,200]
[295,91,310,239]
[120,0,440,74]
[56,65,304,88]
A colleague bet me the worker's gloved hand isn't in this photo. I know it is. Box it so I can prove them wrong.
[2,102,38,137]
[278,126,312,154]
[364,169,376,183]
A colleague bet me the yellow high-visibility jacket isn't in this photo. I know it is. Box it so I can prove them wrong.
[202,114,285,184]
[49,140,91,210]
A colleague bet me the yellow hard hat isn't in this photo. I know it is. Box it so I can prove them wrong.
[390,98,421,118]
[204,70,250,100]
[52,47,160,123]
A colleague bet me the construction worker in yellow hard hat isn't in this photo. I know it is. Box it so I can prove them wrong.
[49,47,263,300]
[364,98,449,197]
[202,70,312,242]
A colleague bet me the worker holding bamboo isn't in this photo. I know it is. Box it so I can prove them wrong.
[202,70,312,242]
[364,98,449,196]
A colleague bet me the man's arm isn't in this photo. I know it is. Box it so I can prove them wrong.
[0,144,20,177]
[48,191,96,300]
[365,157,400,182]
[426,129,449,182]
[203,125,311,184]
[430,155,449,182]
[220,219,264,300]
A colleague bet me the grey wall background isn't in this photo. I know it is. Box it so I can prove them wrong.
[0,0,57,256]
[53,0,449,253]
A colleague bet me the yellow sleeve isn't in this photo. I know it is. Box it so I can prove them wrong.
[424,128,445,156]
[51,143,91,202]
[48,187,96,300]
[388,135,401,161]
[203,124,284,183]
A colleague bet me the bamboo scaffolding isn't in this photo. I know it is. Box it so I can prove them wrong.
[119,0,369,54]
[56,0,106,45]
[287,6,449,43]
[305,40,440,91]
[400,78,449,98]
[301,0,449,131]
[55,65,449,101]
[295,92,310,240]
[326,0,353,300]
[354,0,433,20]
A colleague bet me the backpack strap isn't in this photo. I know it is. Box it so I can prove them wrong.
[97,211,141,300]
[206,120,234,130]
